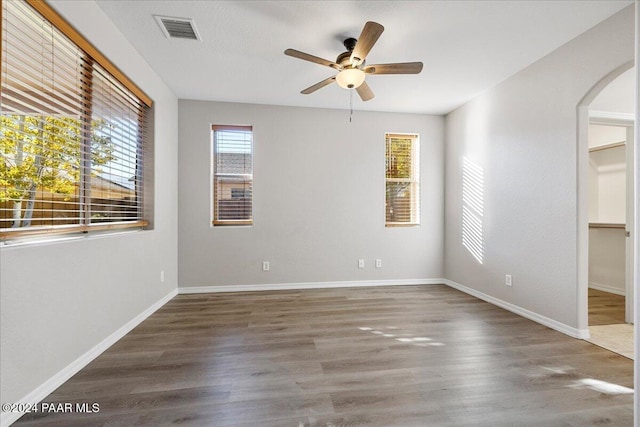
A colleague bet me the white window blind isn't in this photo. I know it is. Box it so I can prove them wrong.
[0,0,151,242]
[212,125,253,226]
[385,133,420,226]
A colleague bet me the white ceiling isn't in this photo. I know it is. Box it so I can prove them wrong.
[96,0,633,115]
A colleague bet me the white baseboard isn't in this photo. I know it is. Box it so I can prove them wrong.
[589,282,626,296]
[179,278,445,294]
[443,279,590,340]
[1,288,178,427]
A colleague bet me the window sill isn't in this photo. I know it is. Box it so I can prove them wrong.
[212,220,253,227]
[0,220,149,243]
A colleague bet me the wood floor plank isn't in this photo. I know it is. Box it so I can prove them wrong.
[15,284,633,426]
[589,288,626,325]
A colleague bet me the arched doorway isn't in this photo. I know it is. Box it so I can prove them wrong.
[577,61,634,338]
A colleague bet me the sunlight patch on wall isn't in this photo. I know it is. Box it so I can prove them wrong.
[462,157,484,264]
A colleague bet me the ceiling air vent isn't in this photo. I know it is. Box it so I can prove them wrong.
[154,15,201,41]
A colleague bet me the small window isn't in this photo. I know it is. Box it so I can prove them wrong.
[212,125,253,226]
[385,133,420,226]
[231,188,250,199]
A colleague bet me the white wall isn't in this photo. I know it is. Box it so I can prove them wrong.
[588,142,627,295]
[178,101,444,288]
[599,169,628,222]
[590,145,627,223]
[588,157,600,220]
[589,228,626,294]
[633,1,639,420]
[0,0,178,407]
[589,124,628,148]
[444,6,634,330]
[589,67,635,114]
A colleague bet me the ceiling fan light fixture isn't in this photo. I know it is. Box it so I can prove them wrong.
[335,68,365,89]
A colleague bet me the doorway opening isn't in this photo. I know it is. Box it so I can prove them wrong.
[587,118,634,359]
[579,65,635,359]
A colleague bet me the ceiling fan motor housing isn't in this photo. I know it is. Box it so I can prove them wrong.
[343,37,357,52]
[337,38,361,67]
[336,51,351,67]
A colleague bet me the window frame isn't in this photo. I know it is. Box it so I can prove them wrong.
[385,132,420,227]
[211,125,253,227]
[0,0,152,243]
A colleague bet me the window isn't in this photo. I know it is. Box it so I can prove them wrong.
[212,125,253,226]
[231,188,250,199]
[385,133,420,226]
[0,0,151,242]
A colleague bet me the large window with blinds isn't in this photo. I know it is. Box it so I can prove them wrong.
[212,125,253,226]
[385,133,420,226]
[1,0,151,243]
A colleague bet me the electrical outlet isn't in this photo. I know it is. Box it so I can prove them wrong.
[505,274,512,287]
[358,259,365,269]
[263,261,270,271]
[160,270,165,283]
[375,259,382,268]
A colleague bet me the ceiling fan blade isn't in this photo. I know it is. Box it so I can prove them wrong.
[301,76,336,94]
[350,21,384,65]
[356,81,374,101]
[285,49,341,70]
[363,62,424,75]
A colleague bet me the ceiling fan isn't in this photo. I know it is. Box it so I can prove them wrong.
[284,21,423,102]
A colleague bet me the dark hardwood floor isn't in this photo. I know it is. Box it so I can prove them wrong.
[589,288,626,326]
[16,285,633,426]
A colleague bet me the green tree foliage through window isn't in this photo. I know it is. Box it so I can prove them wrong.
[385,133,420,226]
[1,115,115,228]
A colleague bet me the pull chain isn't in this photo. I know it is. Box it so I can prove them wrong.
[349,89,353,123]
